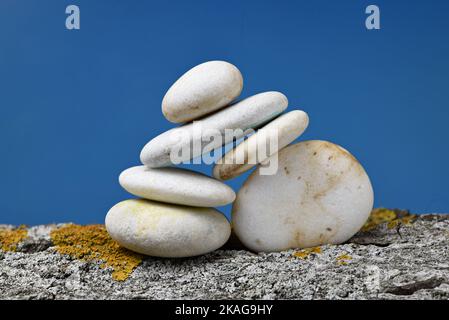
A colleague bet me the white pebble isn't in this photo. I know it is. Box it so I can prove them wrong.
[232,140,374,252]
[162,61,243,123]
[141,91,288,168]
[106,199,231,258]
[213,110,309,180]
[119,166,235,207]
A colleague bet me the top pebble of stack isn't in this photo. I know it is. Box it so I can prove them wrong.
[162,61,243,123]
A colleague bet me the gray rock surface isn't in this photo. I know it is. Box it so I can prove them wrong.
[0,214,448,300]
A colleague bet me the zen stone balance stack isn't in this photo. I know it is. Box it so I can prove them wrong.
[105,60,374,258]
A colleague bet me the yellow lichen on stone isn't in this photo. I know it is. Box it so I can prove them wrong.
[400,214,416,226]
[386,219,400,229]
[336,254,352,266]
[362,208,416,231]
[0,226,28,252]
[293,246,322,259]
[50,224,143,281]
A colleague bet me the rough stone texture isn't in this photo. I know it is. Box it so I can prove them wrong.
[0,214,448,300]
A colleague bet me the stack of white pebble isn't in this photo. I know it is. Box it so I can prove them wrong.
[105,60,374,257]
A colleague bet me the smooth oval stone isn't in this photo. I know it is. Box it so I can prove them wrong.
[105,199,231,258]
[232,140,374,252]
[162,61,243,123]
[119,166,235,207]
[213,110,309,180]
[141,91,288,168]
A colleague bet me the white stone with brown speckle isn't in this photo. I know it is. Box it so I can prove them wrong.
[232,140,374,252]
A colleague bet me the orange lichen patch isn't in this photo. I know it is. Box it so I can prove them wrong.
[0,226,28,252]
[293,246,322,259]
[336,254,352,266]
[50,224,143,281]
[361,208,416,231]
[397,214,416,226]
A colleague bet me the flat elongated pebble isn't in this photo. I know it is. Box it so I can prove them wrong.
[213,110,309,180]
[105,199,231,258]
[141,91,288,168]
[162,61,243,123]
[119,166,235,207]
[232,140,374,252]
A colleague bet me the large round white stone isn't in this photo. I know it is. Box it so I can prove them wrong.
[141,91,288,168]
[232,140,374,252]
[213,110,309,180]
[119,166,235,207]
[162,61,243,123]
[105,199,231,258]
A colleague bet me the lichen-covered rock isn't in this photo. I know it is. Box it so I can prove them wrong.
[0,213,448,300]
[0,225,28,251]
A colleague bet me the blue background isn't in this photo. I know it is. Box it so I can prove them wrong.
[1,0,448,225]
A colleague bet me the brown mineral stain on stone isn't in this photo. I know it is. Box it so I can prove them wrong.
[293,246,322,259]
[50,224,143,281]
[302,140,366,202]
[292,230,303,245]
[283,216,295,225]
[0,226,28,252]
[361,208,416,231]
[314,140,365,176]
[216,160,241,181]
[312,169,345,200]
